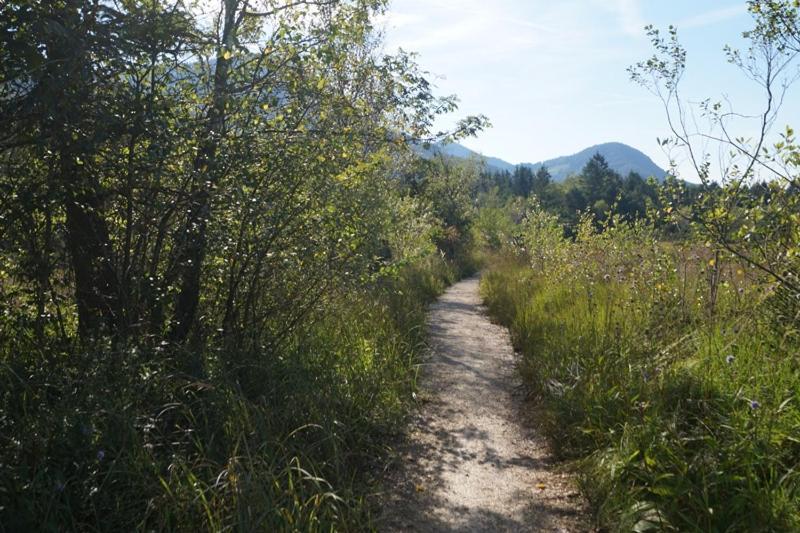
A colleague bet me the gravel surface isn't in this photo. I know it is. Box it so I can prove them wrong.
[379,276,590,532]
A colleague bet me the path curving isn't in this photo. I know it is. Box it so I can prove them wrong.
[380,276,589,532]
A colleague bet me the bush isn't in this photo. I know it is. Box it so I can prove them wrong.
[0,255,462,532]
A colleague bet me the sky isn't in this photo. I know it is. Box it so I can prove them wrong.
[378,0,800,180]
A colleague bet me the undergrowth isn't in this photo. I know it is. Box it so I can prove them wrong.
[481,213,800,532]
[0,255,467,532]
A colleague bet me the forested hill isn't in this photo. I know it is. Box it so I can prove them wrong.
[428,141,667,180]
[524,142,667,181]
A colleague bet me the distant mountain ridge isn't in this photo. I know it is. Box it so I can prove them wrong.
[428,141,667,181]
[416,142,518,175]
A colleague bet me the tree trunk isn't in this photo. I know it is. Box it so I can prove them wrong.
[45,1,119,341]
[170,0,238,342]
[63,159,119,339]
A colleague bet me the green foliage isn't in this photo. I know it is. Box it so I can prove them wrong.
[471,189,527,252]
[477,7,800,530]
[0,1,484,530]
[400,155,481,262]
[629,3,800,337]
[479,155,661,231]
[481,211,800,531]
[0,254,463,531]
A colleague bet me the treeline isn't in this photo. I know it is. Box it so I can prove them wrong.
[478,154,660,224]
[0,1,483,530]
[476,152,792,236]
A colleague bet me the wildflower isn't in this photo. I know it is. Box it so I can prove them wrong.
[97,450,105,461]
[725,355,735,364]
[750,400,761,410]
[55,481,65,493]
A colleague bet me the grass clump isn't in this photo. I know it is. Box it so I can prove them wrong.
[0,255,464,532]
[481,211,800,532]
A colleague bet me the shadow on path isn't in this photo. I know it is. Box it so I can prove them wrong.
[379,276,590,532]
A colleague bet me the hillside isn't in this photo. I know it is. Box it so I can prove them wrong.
[430,141,667,181]
[418,142,518,174]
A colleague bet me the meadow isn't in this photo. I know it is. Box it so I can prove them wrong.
[481,210,800,531]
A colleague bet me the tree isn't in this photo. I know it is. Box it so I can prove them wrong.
[618,172,658,219]
[407,155,480,259]
[580,154,622,206]
[511,165,535,197]
[564,182,588,216]
[0,0,487,349]
[532,166,552,197]
[630,4,800,302]
[0,0,193,339]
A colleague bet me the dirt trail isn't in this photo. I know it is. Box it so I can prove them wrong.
[380,276,589,532]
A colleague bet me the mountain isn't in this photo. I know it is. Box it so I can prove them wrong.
[427,141,667,181]
[419,142,516,174]
[523,142,667,181]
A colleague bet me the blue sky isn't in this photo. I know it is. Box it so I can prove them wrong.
[379,0,799,179]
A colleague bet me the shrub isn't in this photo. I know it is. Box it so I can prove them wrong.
[481,211,800,531]
[0,255,462,531]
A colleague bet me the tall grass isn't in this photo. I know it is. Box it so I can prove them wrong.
[481,215,800,531]
[0,255,464,532]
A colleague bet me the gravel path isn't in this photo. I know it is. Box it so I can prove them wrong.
[379,276,589,532]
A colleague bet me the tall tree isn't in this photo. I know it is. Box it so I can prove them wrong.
[0,0,190,339]
[512,165,535,197]
[580,154,620,203]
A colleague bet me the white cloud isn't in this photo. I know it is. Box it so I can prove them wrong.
[597,0,647,37]
[381,0,611,64]
[677,5,745,29]
[379,0,770,170]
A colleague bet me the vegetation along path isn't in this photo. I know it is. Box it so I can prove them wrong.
[381,276,589,532]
